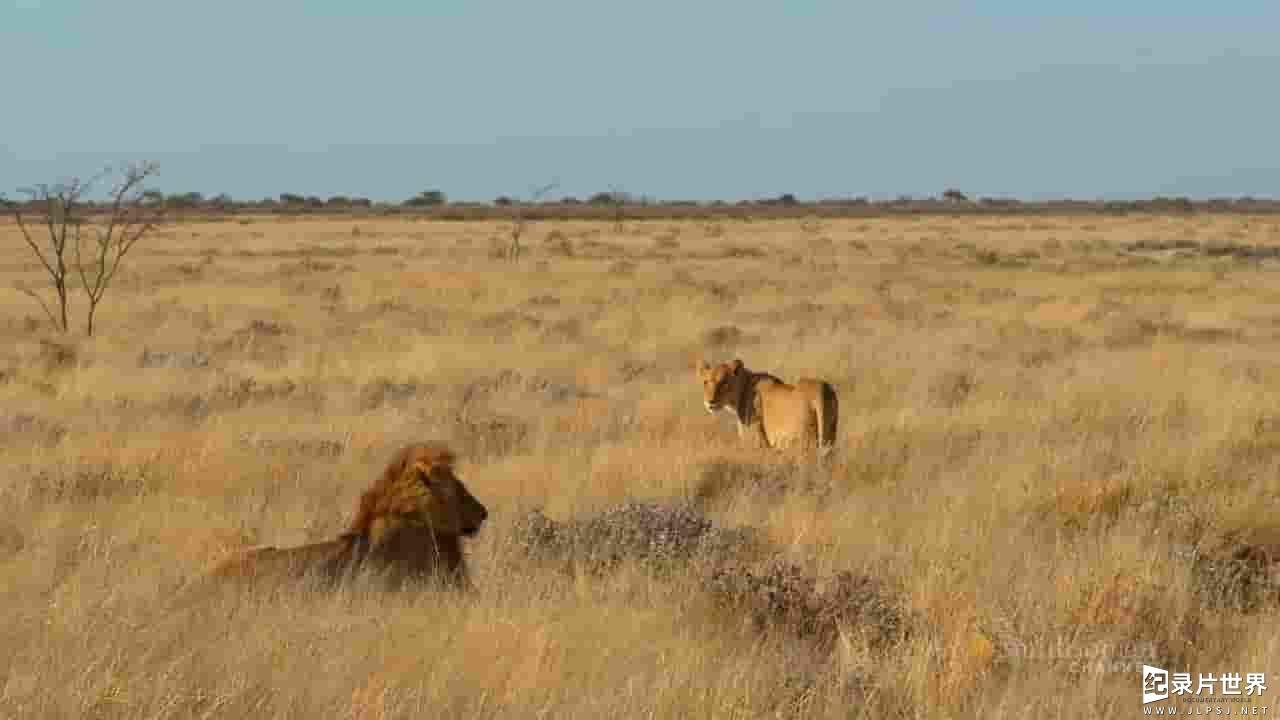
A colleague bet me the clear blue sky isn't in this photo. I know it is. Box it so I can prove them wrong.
[3,1,1278,202]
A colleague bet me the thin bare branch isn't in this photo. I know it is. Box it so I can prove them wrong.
[73,220,97,302]
[95,216,156,297]
[41,194,61,257]
[15,284,59,330]
[530,180,560,203]
[505,179,561,262]
[81,165,117,198]
[94,163,150,260]
[12,206,59,280]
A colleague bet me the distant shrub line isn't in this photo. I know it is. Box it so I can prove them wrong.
[8,193,1277,222]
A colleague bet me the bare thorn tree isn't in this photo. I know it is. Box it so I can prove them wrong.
[608,184,627,233]
[7,161,163,336]
[507,180,560,262]
[8,173,101,332]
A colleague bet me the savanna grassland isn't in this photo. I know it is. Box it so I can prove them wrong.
[2,211,1279,718]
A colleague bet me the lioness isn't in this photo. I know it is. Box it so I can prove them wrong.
[207,442,488,592]
[696,358,839,456]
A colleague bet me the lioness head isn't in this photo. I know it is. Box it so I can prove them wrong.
[696,358,744,414]
[351,444,489,544]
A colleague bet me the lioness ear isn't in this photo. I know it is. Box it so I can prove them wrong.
[730,358,744,373]
[695,358,709,374]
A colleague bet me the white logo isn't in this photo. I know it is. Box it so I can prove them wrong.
[1142,665,1269,712]
[1144,665,1170,704]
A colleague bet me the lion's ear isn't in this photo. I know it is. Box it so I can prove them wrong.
[695,358,710,375]
[430,446,456,468]
[730,358,744,373]
[381,448,411,488]
[411,461,436,485]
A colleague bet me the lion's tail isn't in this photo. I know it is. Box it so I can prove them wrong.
[816,382,839,457]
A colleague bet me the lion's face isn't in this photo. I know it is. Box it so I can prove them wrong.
[390,460,489,538]
[696,358,743,414]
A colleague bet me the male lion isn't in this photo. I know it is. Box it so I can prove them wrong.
[696,358,839,456]
[206,442,488,592]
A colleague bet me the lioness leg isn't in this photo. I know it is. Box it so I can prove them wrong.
[734,418,770,449]
[750,391,772,448]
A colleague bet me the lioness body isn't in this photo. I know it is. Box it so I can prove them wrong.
[206,442,486,592]
[697,359,839,455]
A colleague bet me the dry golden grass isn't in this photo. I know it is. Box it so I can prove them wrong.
[2,213,1280,718]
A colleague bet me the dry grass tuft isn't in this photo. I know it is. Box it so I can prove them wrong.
[704,559,907,652]
[511,500,767,575]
